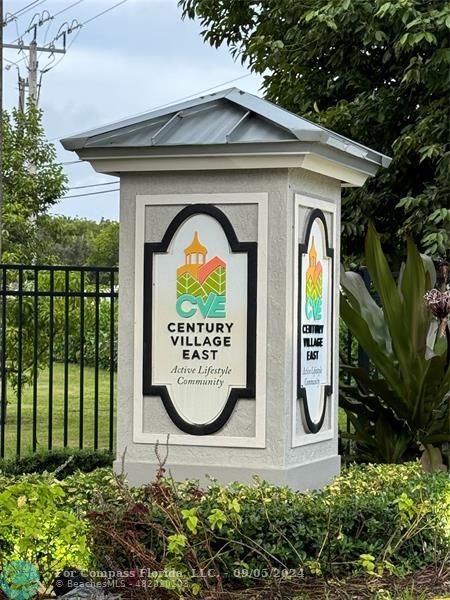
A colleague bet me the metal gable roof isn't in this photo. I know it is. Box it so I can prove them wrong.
[61,87,391,169]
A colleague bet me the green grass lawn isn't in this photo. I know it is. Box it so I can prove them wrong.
[1,365,348,460]
[1,362,116,458]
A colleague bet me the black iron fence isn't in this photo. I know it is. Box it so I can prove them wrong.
[0,262,437,459]
[0,264,118,458]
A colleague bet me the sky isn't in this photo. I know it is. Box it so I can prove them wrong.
[4,0,263,221]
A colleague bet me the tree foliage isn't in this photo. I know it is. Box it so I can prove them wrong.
[179,0,450,265]
[86,220,119,267]
[2,105,67,262]
[34,215,119,267]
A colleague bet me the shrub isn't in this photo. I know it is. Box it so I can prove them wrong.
[0,477,91,588]
[0,449,114,478]
[0,463,447,597]
[340,224,449,465]
[86,463,450,597]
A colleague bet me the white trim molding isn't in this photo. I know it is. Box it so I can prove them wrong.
[133,192,268,448]
[292,194,338,447]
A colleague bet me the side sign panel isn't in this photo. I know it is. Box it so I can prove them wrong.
[143,204,257,435]
[297,209,334,433]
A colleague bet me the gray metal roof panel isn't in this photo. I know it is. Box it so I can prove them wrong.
[160,103,245,145]
[60,87,391,166]
[84,116,170,148]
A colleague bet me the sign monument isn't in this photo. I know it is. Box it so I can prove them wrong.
[61,88,390,489]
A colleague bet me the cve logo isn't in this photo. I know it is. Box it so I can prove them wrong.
[304,236,323,321]
[175,231,226,319]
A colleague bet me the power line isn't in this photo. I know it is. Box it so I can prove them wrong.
[143,74,253,114]
[4,55,21,67]
[6,2,81,49]
[7,0,130,77]
[53,0,85,19]
[49,0,130,44]
[5,0,40,19]
[68,181,117,191]
[81,0,130,26]
[41,28,79,73]
[62,188,120,200]
[59,159,83,166]
[4,0,47,24]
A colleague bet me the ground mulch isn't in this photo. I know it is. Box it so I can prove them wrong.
[1,564,448,599]
[211,564,450,599]
[119,564,450,599]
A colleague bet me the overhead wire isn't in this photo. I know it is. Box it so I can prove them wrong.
[68,181,117,191]
[4,1,38,22]
[41,28,80,73]
[53,0,85,19]
[6,0,40,18]
[7,1,84,45]
[49,0,131,44]
[80,0,130,26]
[4,0,47,24]
[10,0,131,75]
[5,0,114,73]
[62,188,120,200]
[4,56,22,68]
[142,74,253,112]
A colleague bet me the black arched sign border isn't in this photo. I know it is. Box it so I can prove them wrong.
[297,208,334,434]
[143,204,257,435]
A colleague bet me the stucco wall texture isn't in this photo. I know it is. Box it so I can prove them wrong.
[114,168,341,489]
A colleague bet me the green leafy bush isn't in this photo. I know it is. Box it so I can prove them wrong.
[340,225,450,465]
[85,463,449,596]
[0,477,91,587]
[0,449,113,477]
[0,464,448,597]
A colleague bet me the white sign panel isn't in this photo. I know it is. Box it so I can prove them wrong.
[298,210,333,433]
[143,204,257,435]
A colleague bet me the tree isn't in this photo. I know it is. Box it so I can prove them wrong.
[32,216,119,267]
[179,0,450,266]
[2,104,67,262]
[87,220,119,267]
[33,215,99,265]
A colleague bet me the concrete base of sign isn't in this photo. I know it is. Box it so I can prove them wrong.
[114,454,341,490]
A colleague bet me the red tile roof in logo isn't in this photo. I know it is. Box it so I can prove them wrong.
[198,256,226,284]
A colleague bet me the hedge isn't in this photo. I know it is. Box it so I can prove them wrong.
[0,463,448,598]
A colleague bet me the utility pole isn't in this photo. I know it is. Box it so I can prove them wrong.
[18,76,26,112]
[3,43,65,109]
[0,0,3,432]
[28,39,38,103]
[0,0,3,260]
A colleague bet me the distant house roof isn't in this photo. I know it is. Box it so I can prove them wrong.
[61,87,391,185]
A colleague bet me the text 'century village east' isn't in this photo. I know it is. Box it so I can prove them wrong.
[167,322,234,360]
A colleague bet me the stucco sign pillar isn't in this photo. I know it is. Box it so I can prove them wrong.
[61,88,390,489]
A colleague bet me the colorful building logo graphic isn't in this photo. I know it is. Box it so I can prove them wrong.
[305,237,323,321]
[176,232,226,318]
